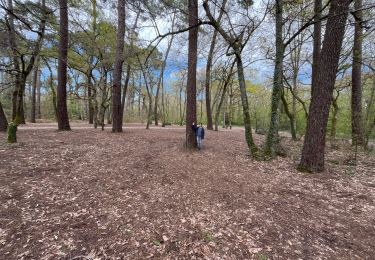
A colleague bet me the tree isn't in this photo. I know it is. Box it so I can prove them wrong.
[351,0,364,146]
[205,0,227,130]
[203,0,260,156]
[264,0,284,157]
[4,0,48,124]
[299,0,352,172]
[112,0,126,132]
[30,57,40,123]
[311,0,322,97]
[186,0,198,148]
[57,0,71,130]
[0,101,8,131]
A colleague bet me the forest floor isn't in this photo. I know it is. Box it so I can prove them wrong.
[0,122,374,260]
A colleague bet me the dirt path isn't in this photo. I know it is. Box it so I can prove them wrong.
[0,123,374,259]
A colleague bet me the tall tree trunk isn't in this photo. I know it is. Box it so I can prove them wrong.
[186,0,198,148]
[88,82,94,124]
[121,65,131,120]
[87,0,97,124]
[364,75,375,149]
[229,84,233,129]
[291,73,297,137]
[351,0,364,146]
[330,99,339,139]
[112,0,125,132]
[30,57,40,123]
[205,0,227,130]
[99,70,109,130]
[57,0,71,130]
[45,60,57,120]
[13,76,26,124]
[264,0,284,157]
[281,90,297,140]
[36,67,41,119]
[179,87,183,126]
[0,101,8,132]
[299,0,351,172]
[311,0,322,97]
[235,54,258,156]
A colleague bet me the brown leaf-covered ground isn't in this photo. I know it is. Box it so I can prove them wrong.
[0,122,374,259]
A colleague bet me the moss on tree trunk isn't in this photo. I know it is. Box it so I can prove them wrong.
[7,122,17,143]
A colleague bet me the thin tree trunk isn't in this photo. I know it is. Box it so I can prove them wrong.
[264,0,284,157]
[311,0,322,97]
[112,0,125,132]
[57,0,71,130]
[186,0,198,148]
[30,57,40,123]
[45,60,57,120]
[281,90,297,140]
[330,99,339,139]
[205,0,227,130]
[299,0,351,172]
[99,70,108,130]
[229,84,233,129]
[0,101,8,132]
[364,75,375,148]
[179,87,183,126]
[121,65,131,120]
[36,67,41,119]
[351,0,364,145]
[88,81,94,124]
[236,54,258,156]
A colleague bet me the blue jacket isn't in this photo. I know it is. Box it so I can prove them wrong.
[197,127,205,139]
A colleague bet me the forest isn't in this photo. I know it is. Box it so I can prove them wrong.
[0,0,375,259]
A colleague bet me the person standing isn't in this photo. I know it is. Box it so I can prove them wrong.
[196,123,205,150]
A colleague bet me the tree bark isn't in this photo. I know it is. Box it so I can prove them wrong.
[299,0,351,172]
[264,0,284,157]
[57,0,71,130]
[0,101,8,132]
[112,0,125,132]
[351,0,364,146]
[186,0,198,148]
